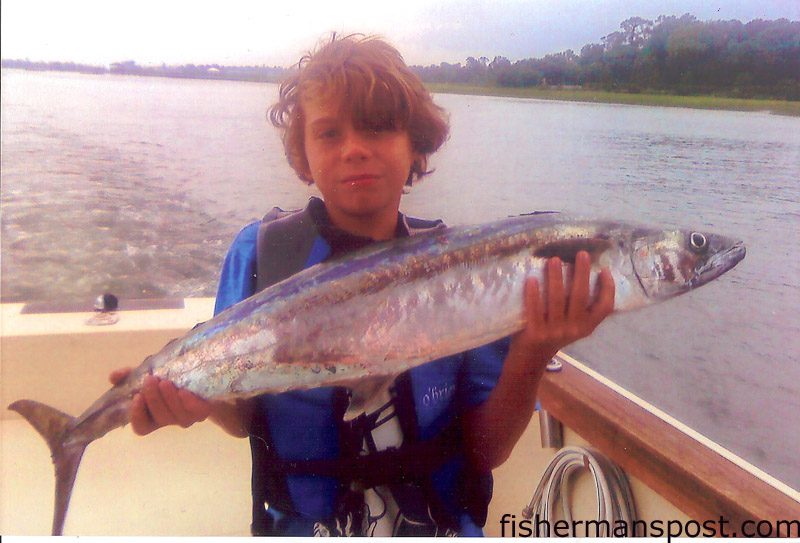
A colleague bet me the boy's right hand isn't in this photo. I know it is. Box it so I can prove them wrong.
[109,368,212,435]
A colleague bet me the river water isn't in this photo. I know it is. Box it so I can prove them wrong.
[2,69,799,490]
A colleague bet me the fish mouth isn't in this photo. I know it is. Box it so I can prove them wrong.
[692,241,746,287]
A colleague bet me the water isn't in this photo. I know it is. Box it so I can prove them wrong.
[2,69,799,489]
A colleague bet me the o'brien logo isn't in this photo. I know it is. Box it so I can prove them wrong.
[422,383,456,407]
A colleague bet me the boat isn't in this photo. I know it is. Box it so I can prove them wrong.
[1,298,798,535]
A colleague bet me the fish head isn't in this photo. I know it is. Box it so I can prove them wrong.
[630,228,745,302]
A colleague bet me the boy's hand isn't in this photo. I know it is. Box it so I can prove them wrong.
[463,251,615,470]
[109,368,212,435]
[511,251,615,361]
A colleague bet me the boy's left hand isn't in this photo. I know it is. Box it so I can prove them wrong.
[462,250,616,470]
[511,250,615,361]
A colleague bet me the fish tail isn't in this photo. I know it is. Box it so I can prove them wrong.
[8,399,86,536]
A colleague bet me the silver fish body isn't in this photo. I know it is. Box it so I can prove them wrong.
[8,213,745,534]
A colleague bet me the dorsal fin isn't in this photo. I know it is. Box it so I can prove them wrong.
[533,237,612,264]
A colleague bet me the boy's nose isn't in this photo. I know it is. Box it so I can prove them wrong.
[341,130,371,161]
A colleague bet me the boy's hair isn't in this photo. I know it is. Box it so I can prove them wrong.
[268,34,450,185]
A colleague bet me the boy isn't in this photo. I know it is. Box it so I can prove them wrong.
[111,34,614,536]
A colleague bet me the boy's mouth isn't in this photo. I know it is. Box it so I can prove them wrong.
[341,174,379,187]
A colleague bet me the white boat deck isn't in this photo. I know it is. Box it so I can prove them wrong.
[0,298,705,536]
[2,418,252,535]
[3,402,687,536]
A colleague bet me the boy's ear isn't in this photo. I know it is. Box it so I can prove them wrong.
[411,152,423,170]
[298,159,314,183]
[412,153,425,175]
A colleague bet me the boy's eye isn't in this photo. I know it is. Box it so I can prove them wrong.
[317,128,339,140]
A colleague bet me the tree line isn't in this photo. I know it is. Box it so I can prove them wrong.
[412,15,800,100]
[0,58,286,82]
[3,15,798,100]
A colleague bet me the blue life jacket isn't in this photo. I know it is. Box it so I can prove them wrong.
[213,198,510,536]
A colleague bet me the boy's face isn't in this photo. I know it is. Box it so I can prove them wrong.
[301,95,417,230]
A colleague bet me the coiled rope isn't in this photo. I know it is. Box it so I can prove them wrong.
[522,446,639,536]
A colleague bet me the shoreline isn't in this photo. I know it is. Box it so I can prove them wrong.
[5,68,797,116]
[425,83,800,117]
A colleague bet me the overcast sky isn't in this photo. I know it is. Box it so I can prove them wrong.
[2,0,798,67]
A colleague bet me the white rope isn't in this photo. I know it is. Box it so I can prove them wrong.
[522,446,638,537]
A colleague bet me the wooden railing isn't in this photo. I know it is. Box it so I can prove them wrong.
[539,353,800,536]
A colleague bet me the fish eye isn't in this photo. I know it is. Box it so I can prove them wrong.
[689,232,708,252]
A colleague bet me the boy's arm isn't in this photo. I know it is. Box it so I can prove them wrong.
[462,251,615,471]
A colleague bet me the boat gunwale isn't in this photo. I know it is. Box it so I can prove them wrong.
[541,351,800,531]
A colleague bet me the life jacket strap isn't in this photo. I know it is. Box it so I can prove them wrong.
[267,421,462,489]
